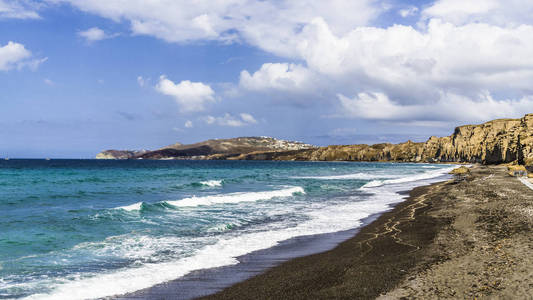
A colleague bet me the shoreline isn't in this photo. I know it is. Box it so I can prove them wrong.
[113,207,384,300]
[200,175,448,299]
[200,165,533,299]
[115,170,453,299]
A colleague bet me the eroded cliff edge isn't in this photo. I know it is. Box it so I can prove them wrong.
[222,114,533,166]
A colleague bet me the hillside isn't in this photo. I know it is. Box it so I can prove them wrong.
[96,114,533,166]
[96,137,315,160]
[233,114,533,166]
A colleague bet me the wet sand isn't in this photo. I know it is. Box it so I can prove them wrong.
[203,165,533,299]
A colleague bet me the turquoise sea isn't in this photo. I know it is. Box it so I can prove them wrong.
[0,160,455,299]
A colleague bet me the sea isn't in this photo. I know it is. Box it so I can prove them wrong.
[0,159,455,299]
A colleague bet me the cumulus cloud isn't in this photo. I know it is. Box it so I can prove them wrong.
[204,113,257,127]
[78,27,117,42]
[0,0,40,19]
[184,120,193,128]
[0,41,45,71]
[155,76,215,112]
[421,0,533,26]
[238,17,533,113]
[240,63,315,92]
[52,0,377,51]
[338,92,533,123]
[56,0,533,124]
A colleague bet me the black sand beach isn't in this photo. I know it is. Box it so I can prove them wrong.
[201,176,447,299]
[203,165,533,299]
[116,165,533,299]
[113,210,382,299]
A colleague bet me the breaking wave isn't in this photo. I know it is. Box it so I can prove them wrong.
[114,186,305,211]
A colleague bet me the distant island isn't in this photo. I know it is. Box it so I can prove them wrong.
[97,113,533,168]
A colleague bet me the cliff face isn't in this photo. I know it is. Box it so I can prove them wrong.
[421,115,533,164]
[235,114,533,165]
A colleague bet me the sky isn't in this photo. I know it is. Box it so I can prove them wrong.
[2,0,533,158]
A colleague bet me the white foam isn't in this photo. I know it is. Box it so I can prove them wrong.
[200,180,222,187]
[23,189,401,300]
[293,173,399,180]
[166,186,305,207]
[115,202,143,211]
[22,165,453,300]
[72,235,190,262]
[112,186,304,211]
[361,166,455,189]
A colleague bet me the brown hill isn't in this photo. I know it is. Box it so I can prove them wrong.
[96,137,315,160]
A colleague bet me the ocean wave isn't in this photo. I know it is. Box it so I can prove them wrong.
[292,173,399,180]
[199,180,223,187]
[114,186,305,211]
[24,189,401,300]
[115,202,144,211]
[167,186,305,207]
[360,166,455,189]
[17,164,453,300]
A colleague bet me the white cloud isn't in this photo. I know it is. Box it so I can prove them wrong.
[78,27,117,42]
[57,0,533,124]
[53,0,378,51]
[398,6,418,18]
[184,120,193,128]
[238,17,533,107]
[44,78,54,86]
[338,91,533,123]
[0,0,40,19]
[137,76,145,87]
[203,113,257,127]
[155,76,215,112]
[422,0,533,26]
[239,113,257,124]
[0,41,45,71]
[239,63,315,92]
[204,115,216,125]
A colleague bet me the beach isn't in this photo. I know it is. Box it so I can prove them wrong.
[2,160,457,299]
[201,165,533,299]
[4,161,532,299]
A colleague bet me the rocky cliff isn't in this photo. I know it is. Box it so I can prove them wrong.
[230,114,533,166]
[96,114,533,165]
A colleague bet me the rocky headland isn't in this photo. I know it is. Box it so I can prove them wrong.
[96,137,315,160]
[96,114,533,168]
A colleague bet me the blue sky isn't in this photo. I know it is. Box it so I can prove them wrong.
[2,0,533,158]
